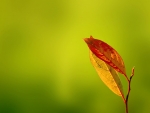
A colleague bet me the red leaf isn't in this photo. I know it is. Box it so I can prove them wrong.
[84,36,126,76]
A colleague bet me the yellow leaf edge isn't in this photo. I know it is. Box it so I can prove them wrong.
[89,51,124,98]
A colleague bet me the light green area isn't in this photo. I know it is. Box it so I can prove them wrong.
[0,0,150,113]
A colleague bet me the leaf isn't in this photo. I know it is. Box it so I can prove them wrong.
[84,36,126,76]
[90,51,124,97]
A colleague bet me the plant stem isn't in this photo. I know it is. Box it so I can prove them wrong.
[124,67,135,113]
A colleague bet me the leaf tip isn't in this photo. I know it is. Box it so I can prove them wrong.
[83,36,94,44]
[90,35,93,39]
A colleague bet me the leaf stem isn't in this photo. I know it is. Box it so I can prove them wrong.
[124,67,135,113]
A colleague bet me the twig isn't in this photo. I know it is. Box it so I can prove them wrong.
[124,67,135,113]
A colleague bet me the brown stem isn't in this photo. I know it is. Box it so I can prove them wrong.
[124,67,135,113]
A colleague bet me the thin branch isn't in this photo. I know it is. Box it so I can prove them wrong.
[124,67,135,113]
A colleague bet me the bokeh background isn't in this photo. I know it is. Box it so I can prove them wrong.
[0,0,150,113]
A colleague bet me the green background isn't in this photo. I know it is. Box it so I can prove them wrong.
[0,0,150,113]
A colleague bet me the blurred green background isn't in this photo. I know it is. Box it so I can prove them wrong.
[0,0,150,113]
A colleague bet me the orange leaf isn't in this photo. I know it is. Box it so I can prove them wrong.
[84,36,126,76]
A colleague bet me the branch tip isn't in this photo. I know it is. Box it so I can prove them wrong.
[131,66,135,77]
